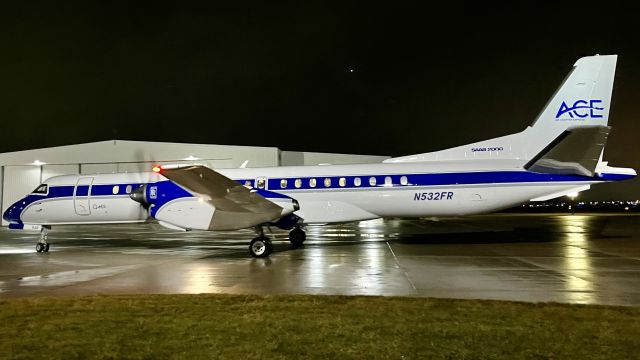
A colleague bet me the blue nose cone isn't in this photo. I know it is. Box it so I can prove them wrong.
[3,200,23,224]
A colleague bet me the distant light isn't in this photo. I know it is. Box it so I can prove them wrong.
[152,166,161,173]
[183,155,199,161]
[625,207,629,211]
[567,192,579,199]
[349,69,354,73]
[32,160,45,166]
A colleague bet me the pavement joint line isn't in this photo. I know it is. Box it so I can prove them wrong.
[386,241,417,294]
[513,256,574,282]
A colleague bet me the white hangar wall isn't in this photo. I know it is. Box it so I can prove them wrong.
[0,140,388,225]
[0,140,280,171]
[280,151,389,166]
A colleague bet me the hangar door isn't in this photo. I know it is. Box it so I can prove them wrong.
[1,166,42,226]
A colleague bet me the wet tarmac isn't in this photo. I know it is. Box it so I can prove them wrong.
[1,214,639,306]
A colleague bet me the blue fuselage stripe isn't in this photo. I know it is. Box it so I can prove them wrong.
[264,171,627,190]
[15,172,632,202]
[3,171,631,224]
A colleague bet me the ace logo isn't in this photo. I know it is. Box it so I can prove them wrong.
[556,100,604,119]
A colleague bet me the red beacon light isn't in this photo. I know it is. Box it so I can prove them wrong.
[152,165,162,173]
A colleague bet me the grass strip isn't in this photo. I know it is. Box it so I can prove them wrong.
[1,294,639,359]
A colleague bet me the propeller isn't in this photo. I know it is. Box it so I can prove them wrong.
[127,147,158,218]
[129,184,150,209]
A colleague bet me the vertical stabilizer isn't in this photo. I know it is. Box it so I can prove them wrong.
[384,55,618,163]
[524,54,616,157]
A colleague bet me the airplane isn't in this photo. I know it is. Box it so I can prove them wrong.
[3,54,636,257]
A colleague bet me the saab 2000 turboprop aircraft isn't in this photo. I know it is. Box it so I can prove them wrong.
[3,54,636,257]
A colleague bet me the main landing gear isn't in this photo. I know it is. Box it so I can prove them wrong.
[249,236,273,258]
[289,227,306,247]
[36,227,50,253]
[248,226,307,258]
[249,226,273,258]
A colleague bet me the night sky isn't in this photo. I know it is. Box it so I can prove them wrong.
[2,3,638,199]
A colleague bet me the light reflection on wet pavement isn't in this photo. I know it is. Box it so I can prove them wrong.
[1,214,640,306]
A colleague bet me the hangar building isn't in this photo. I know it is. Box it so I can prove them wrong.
[0,140,388,226]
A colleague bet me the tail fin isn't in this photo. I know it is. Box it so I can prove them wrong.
[525,55,616,155]
[384,55,618,163]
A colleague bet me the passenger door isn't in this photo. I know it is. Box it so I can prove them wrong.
[74,177,94,216]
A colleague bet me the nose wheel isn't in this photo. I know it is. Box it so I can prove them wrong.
[36,243,50,253]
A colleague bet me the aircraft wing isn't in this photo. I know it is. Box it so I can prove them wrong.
[157,165,288,230]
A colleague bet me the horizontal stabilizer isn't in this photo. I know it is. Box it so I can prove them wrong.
[524,126,610,176]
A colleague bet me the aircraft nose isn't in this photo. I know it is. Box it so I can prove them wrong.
[3,200,23,223]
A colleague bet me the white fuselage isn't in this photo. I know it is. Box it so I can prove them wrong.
[9,158,617,228]
[216,160,600,223]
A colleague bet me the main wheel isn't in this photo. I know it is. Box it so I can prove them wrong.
[289,228,306,247]
[43,243,50,252]
[249,237,273,258]
[36,243,44,253]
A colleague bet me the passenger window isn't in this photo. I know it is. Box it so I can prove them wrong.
[384,176,392,186]
[369,177,377,186]
[244,180,252,187]
[324,178,331,187]
[280,179,288,189]
[126,185,133,194]
[112,185,120,195]
[339,177,346,187]
[32,184,48,194]
[354,177,361,187]
[295,179,302,188]
[309,178,316,188]
[400,176,408,186]
[257,178,266,189]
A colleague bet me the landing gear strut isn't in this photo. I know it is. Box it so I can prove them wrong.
[249,227,273,258]
[289,227,306,247]
[36,227,50,253]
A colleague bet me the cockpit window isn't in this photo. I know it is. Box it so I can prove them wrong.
[32,184,48,194]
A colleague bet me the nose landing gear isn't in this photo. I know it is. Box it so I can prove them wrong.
[36,227,50,253]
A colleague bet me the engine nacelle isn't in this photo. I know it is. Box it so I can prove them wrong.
[146,180,300,231]
[154,198,215,231]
